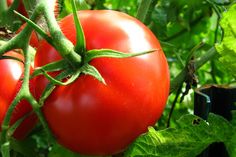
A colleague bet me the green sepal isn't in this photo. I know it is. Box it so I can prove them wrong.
[71,0,86,54]
[39,68,81,86]
[0,55,24,63]
[31,60,69,78]
[84,49,156,63]
[1,142,10,157]
[39,70,72,106]
[13,10,54,46]
[80,63,106,84]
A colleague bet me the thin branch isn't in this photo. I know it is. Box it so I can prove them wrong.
[170,47,217,93]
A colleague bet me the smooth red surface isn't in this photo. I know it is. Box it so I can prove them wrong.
[35,10,170,155]
[0,51,37,139]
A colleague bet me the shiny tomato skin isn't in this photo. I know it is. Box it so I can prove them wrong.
[0,51,37,139]
[35,10,170,155]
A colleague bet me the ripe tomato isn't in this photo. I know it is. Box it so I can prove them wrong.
[0,51,37,139]
[35,10,170,155]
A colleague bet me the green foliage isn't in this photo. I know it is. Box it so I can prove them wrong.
[225,111,236,157]
[125,113,234,157]
[215,4,236,79]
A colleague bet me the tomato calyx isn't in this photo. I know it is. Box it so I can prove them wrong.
[32,48,156,86]
[31,1,158,105]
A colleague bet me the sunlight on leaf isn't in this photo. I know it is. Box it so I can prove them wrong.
[215,4,236,79]
[125,114,233,157]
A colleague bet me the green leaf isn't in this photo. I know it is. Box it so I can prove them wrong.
[208,0,231,5]
[125,113,233,157]
[10,137,39,157]
[48,143,80,157]
[215,4,236,78]
[225,111,236,157]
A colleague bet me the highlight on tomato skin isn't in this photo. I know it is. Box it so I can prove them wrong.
[34,10,170,156]
[0,51,37,140]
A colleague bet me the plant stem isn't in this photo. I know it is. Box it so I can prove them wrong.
[167,83,183,127]
[22,0,38,17]
[41,0,82,69]
[136,0,153,23]
[1,93,22,149]
[170,47,217,93]
[22,40,53,141]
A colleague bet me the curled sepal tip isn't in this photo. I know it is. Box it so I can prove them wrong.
[80,64,106,85]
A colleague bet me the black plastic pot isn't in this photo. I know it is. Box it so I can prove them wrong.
[194,85,236,157]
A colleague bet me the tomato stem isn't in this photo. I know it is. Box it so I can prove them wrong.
[170,47,217,93]
[14,10,54,46]
[41,0,82,69]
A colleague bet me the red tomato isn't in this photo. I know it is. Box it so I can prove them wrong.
[0,51,37,139]
[35,10,170,155]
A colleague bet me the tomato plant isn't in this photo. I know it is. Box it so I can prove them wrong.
[0,51,37,139]
[34,10,170,155]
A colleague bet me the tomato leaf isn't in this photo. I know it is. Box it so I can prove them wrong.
[10,137,39,157]
[215,4,236,79]
[225,111,236,157]
[49,143,96,157]
[125,113,233,157]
